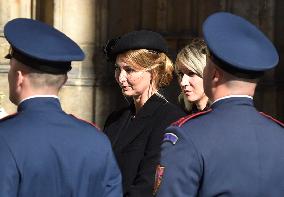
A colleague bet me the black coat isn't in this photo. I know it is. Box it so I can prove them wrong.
[104,94,186,197]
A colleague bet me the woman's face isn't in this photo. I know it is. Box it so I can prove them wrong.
[115,55,152,98]
[176,63,206,104]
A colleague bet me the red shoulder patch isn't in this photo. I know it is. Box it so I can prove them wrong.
[259,112,284,127]
[69,114,100,130]
[0,113,18,121]
[171,109,212,127]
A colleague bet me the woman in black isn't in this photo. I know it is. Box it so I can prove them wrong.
[103,30,186,197]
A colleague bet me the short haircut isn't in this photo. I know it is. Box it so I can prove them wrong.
[17,60,67,90]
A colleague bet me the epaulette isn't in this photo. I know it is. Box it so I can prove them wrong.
[69,114,100,130]
[259,112,284,127]
[0,113,18,122]
[172,109,212,127]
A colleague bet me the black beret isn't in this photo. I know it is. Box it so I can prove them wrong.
[104,30,168,62]
[4,18,85,74]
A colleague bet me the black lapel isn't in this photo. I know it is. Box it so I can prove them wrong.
[114,95,166,151]
[104,109,132,147]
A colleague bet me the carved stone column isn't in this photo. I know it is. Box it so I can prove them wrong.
[53,0,96,121]
[0,0,33,114]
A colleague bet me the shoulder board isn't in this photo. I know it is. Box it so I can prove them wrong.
[259,112,284,127]
[69,114,100,130]
[0,113,18,121]
[172,109,212,127]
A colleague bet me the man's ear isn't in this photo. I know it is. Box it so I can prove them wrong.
[212,66,222,84]
[16,70,25,88]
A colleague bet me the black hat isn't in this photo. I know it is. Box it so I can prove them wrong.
[104,30,168,62]
[203,12,279,78]
[4,18,85,74]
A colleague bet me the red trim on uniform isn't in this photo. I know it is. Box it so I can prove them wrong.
[172,109,212,127]
[153,164,165,195]
[0,112,18,121]
[69,114,100,130]
[171,115,188,127]
[259,112,284,127]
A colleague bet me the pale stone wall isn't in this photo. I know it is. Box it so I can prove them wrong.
[0,0,33,115]
[53,0,96,121]
[0,0,96,122]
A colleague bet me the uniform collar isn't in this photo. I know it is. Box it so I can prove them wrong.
[19,95,59,104]
[211,95,254,109]
[212,95,253,105]
[18,96,61,112]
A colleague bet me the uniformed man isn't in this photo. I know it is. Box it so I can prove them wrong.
[155,12,284,196]
[0,18,122,197]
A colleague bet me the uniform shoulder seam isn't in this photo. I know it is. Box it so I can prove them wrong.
[171,109,212,127]
[69,114,100,130]
[259,112,284,127]
[0,113,18,121]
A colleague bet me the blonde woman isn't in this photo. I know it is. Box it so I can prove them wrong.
[103,30,186,197]
[175,38,210,114]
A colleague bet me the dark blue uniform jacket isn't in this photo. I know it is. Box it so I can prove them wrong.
[0,97,122,197]
[157,97,284,197]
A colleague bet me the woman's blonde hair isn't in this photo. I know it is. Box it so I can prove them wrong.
[175,38,207,77]
[121,49,174,89]
[175,38,208,112]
